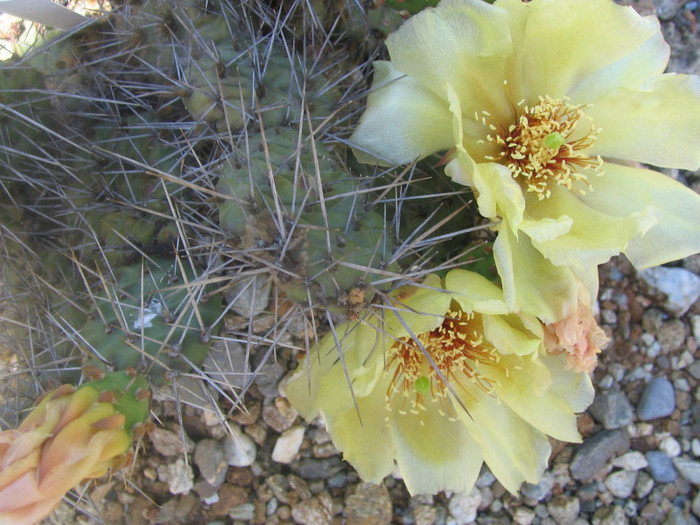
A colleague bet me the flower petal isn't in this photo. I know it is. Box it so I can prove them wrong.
[495,355,584,443]
[580,162,700,268]
[349,61,453,165]
[322,388,394,485]
[390,404,483,495]
[499,0,666,100]
[445,269,509,315]
[540,354,595,413]
[459,391,550,493]
[588,74,700,170]
[387,0,513,122]
[493,226,579,323]
[522,185,656,272]
[386,277,452,339]
[482,314,542,356]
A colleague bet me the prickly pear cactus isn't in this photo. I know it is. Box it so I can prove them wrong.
[217,126,400,314]
[79,257,221,385]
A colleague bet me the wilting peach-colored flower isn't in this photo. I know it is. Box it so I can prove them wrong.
[0,384,133,525]
[543,285,609,372]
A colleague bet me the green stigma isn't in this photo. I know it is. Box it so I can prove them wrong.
[543,132,566,150]
[415,376,430,395]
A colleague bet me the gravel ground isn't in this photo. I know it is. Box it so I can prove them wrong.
[1,0,699,524]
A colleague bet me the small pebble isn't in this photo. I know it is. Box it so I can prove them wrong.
[612,451,648,471]
[570,430,631,481]
[645,451,677,483]
[547,494,580,525]
[660,436,682,458]
[589,389,634,430]
[604,470,638,498]
[638,266,700,316]
[272,425,305,464]
[223,425,257,467]
[637,377,676,420]
[345,483,392,525]
[448,487,482,524]
[673,457,700,485]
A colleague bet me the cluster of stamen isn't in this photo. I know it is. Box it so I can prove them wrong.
[479,94,603,200]
[385,303,501,424]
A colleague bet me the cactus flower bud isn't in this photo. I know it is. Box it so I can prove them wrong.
[0,372,149,525]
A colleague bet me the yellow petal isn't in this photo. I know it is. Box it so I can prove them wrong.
[522,185,656,272]
[494,355,583,443]
[459,391,550,493]
[322,387,394,485]
[390,404,483,495]
[387,0,513,123]
[482,314,542,356]
[540,354,595,413]
[350,61,453,165]
[588,74,700,170]
[493,226,579,323]
[386,280,451,340]
[579,162,700,268]
[445,269,509,315]
[498,0,666,100]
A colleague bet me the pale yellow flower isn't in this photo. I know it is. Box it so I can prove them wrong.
[350,0,700,322]
[286,270,593,495]
[0,385,132,525]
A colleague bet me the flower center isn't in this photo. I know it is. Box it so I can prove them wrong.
[481,95,603,200]
[386,302,500,422]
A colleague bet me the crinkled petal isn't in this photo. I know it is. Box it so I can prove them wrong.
[579,162,700,268]
[494,355,583,443]
[445,269,509,315]
[387,0,513,122]
[522,185,656,272]
[322,387,394,485]
[498,0,666,101]
[349,61,453,165]
[493,226,579,323]
[459,391,550,493]
[391,404,483,495]
[589,74,700,170]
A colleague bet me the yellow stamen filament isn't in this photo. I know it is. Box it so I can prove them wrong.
[385,303,501,422]
[484,95,603,199]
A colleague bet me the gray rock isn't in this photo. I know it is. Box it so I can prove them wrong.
[570,429,631,481]
[448,487,482,525]
[637,377,676,420]
[193,439,227,487]
[157,457,194,495]
[292,496,333,525]
[652,0,684,20]
[547,495,580,525]
[612,451,648,471]
[149,427,195,457]
[229,503,256,521]
[673,457,700,485]
[657,320,686,352]
[345,483,392,525]
[638,266,700,316]
[254,361,286,398]
[521,471,555,501]
[604,470,638,498]
[513,507,536,525]
[592,505,628,525]
[589,389,634,429]
[204,339,250,390]
[635,471,655,498]
[664,506,700,525]
[272,425,305,464]
[223,425,257,467]
[225,274,272,318]
[413,505,438,525]
[692,490,700,518]
[645,451,678,483]
[292,457,345,479]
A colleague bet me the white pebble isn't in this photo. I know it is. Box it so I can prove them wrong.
[272,425,305,463]
[660,436,682,458]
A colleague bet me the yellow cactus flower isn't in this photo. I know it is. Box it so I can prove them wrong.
[350,0,700,322]
[0,384,132,525]
[286,271,594,495]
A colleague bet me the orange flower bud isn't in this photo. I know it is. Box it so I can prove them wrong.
[0,385,131,525]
